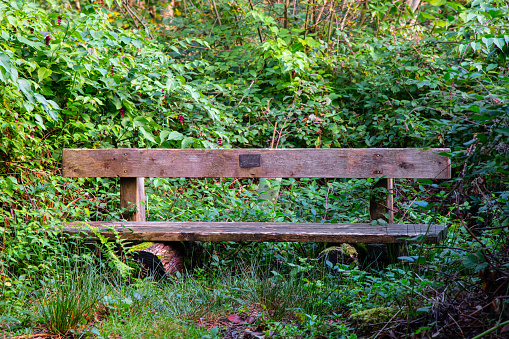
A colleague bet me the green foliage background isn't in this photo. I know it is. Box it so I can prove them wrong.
[0,0,509,336]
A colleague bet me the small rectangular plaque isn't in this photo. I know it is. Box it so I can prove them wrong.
[239,154,261,168]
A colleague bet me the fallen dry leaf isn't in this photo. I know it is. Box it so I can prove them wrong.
[226,314,243,324]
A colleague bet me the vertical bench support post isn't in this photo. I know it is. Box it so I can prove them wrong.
[369,178,405,263]
[120,177,146,222]
[369,178,394,223]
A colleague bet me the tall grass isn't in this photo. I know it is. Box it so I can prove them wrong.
[33,266,105,335]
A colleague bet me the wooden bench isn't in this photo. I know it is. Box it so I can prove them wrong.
[61,148,451,244]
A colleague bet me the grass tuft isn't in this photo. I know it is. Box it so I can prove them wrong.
[33,267,105,335]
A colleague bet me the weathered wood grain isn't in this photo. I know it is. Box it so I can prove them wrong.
[120,177,145,222]
[62,148,451,179]
[61,221,448,243]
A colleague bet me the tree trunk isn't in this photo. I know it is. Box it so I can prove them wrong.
[132,242,185,279]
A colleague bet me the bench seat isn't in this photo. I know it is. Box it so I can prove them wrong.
[63,221,448,243]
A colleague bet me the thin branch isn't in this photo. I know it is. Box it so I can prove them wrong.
[122,0,153,39]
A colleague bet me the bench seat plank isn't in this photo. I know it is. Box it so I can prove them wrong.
[62,148,451,179]
[61,221,447,243]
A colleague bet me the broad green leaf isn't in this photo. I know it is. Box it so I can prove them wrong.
[494,38,506,50]
[120,36,131,45]
[181,136,195,149]
[38,67,52,81]
[462,254,479,268]
[90,30,104,40]
[46,100,60,110]
[414,201,429,207]
[190,89,201,101]
[23,102,34,113]
[111,96,122,109]
[10,66,18,84]
[496,128,509,136]
[416,179,433,185]
[167,131,184,140]
[457,44,468,55]
[17,78,35,103]
[159,130,170,142]
[416,307,431,314]
[139,127,156,143]
[0,52,11,73]
[486,64,498,71]
[34,113,46,130]
[34,93,49,107]
[467,105,480,113]
[166,78,177,91]
[6,15,17,26]
[48,110,59,120]
[133,117,150,127]
[482,37,494,50]
[427,0,446,6]
[18,36,41,50]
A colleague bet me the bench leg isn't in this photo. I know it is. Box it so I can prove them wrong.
[120,177,146,221]
[369,178,406,264]
[119,178,186,278]
[369,178,394,223]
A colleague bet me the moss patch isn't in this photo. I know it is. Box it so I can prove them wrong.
[350,306,399,332]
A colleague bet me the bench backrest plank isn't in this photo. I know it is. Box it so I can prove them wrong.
[62,148,450,179]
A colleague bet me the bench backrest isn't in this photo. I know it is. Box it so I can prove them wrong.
[62,148,450,179]
[62,148,451,223]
